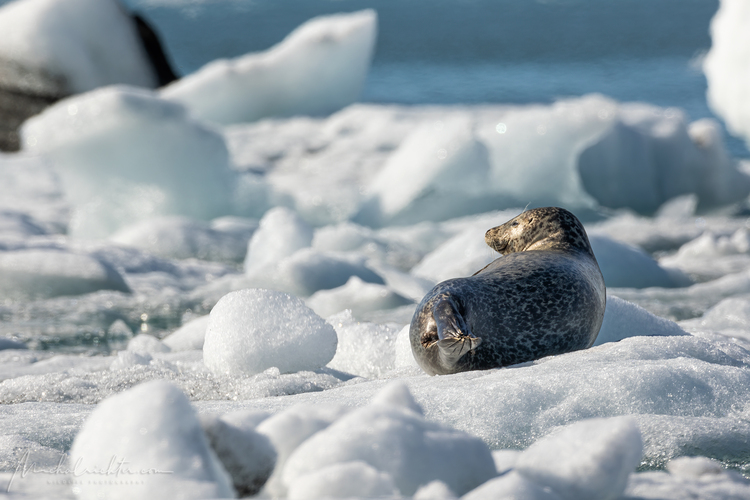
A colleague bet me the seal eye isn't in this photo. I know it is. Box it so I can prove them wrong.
[511,221,519,227]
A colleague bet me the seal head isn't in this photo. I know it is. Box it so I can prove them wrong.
[409,207,606,375]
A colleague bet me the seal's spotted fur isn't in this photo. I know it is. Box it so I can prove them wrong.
[410,207,606,375]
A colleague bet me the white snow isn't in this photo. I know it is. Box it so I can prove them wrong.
[680,297,750,341]
[245,207,313,273]
[127,333,171,354]
[256,402,350,497]
[514,417,642,500]
[286,460,399,500]
[326,310,402,378]
[0,0,158,94]
[282,384,497,496]
[203,288,338,375]
[161,10,377,125]
[463,472,562,500]
[626,457,750,499]
[594,295,688,346]
[704,0,750,148]
[69,380,234,500]
[660,228,750,281]
[578,106,750,212]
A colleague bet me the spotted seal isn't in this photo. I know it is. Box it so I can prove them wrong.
[409,207,606,375]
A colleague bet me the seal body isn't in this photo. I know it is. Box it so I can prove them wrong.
[409,207,606,375]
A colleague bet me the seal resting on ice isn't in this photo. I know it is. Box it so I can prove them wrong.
[409,207,606,375]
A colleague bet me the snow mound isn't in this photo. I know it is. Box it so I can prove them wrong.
[110,216,256,263]
[463,471,562,500]
[594,295,688,346]
[704,0,750,148]
[515,417,643,500]
[660,228,750,281]
[244,207,313,273]
[69,380,234,500]
[203,288,338,375]
[0,0,158,94]
[672,228,750,258]
[626,457,750,499]
[588,234,691,288]
[578,105,750,212]
[681,297,750,341]
[21,86,236,239]
[282,383,496,496]
[356,115,494,226]
[306,276,412,318]
[256,402,350,497]
[326,310,402,378]
[287,460,399,500]
[163,315,209,351]
[161,10,377,125]
[200,413,276,496]
[0,248,130,300]
[313,221,422,271]
[411,224,500,284]
[250,248,386,297]
[127,334,171,354]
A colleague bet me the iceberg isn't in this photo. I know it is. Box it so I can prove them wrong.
[704,0,750,149]
[21,86,237,239]
[162,10,377,125]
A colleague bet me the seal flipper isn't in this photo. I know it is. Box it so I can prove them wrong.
[432,296,482,369]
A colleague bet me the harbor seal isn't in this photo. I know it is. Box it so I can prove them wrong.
[409,207,606,375]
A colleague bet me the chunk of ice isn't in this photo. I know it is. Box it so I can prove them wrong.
[69,380,234,500]
[162,10,377,125]
[514,417,643,500]
[203,288,338,375]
